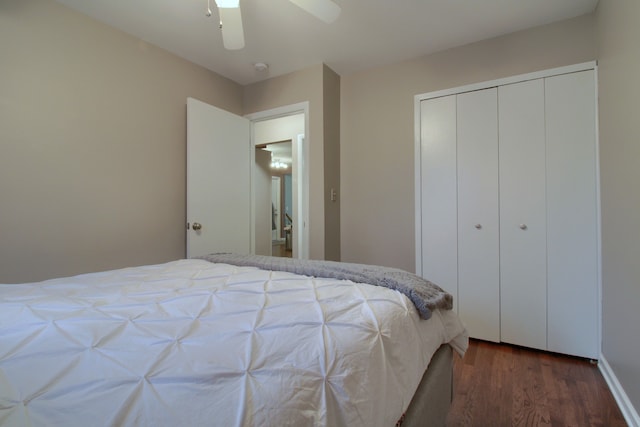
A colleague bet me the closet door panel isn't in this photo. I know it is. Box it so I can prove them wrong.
[498,80,548,351]
[545,70,599,358]
[420,96,458,307]
[457,88,500,342]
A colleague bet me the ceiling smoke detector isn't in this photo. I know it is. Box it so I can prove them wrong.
[254,62,269,72]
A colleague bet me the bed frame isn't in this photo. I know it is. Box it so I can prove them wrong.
[401,344,454,427]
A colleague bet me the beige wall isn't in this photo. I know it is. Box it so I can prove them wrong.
[322,66,341,261]
[253,114,304,146]
[340,13,596,272]
[0,0,243,282]
[244,64,341,261]
[595,0,640,414]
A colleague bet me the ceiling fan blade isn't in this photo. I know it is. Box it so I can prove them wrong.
[218,6,245,50]
[289,0,341,24]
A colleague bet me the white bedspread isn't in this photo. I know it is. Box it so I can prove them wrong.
[0,259,467,427]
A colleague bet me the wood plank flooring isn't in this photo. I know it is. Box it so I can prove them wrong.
[272,241,292,258]
[446,339,627,427]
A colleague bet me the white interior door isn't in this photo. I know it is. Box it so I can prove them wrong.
[271,176,281,240]
[186,97,251,258]
[419,95,458,307]
[545,70,599,358]
[457,88,500,342]
[498,80,548,351]
[254,149,272,256]
[293,133,308,259]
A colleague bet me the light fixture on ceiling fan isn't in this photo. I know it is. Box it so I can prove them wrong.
[207,0,341,50]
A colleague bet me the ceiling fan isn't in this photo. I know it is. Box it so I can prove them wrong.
[207,0,341,50]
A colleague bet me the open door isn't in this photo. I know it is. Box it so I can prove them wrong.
[254,148,272,256]
[186,97,251,258]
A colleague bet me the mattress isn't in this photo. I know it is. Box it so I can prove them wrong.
[0,259,467,426]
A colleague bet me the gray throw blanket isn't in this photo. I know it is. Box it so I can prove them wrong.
[198,253,453,320]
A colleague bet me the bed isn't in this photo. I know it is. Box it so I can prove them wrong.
[0,255,467,427]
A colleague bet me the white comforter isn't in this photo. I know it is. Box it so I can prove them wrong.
[0,259,467,427]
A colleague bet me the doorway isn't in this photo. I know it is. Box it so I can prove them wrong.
[249,105,308,259]
[256,142,294,257]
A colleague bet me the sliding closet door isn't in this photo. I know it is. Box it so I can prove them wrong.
[457,88,500,342]
[545,70,599,358]
[499,80,547,351]
[420,96,458,307]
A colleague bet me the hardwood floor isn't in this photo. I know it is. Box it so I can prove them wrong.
[446,339,627,427]
[272,241,292,258]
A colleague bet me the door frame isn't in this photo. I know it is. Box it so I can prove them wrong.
[246,102,310,259]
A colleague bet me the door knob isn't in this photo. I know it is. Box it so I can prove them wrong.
[474,224,482,229]
[519,224,527,230]
[192,222,203,231]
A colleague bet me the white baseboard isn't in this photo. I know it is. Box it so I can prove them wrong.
[599,354,640,427]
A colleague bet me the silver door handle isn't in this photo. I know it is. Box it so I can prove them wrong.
[519,224,527,230]
[192,222,203,231]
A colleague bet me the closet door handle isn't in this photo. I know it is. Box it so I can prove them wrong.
[474,224,482,230]
[519,224,528,230]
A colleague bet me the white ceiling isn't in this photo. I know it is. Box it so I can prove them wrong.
[55,0,599,85]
